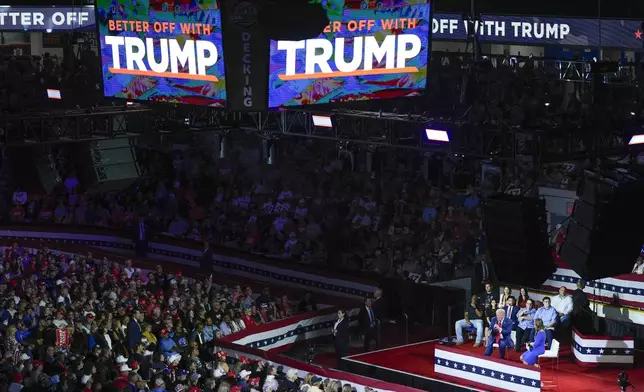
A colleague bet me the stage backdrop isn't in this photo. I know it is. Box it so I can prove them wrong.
[267,0,431,107]
[95,0,227,106]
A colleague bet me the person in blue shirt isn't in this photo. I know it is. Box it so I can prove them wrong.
[203,317,219,343]
[533,297,558,347]
[515,299,536,352]
[15,323,31,343]
[158,329,177,356]
[520,318,546,366]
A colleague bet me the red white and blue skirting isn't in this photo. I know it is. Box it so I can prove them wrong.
[572,329,634,367]
[434,346,541,392]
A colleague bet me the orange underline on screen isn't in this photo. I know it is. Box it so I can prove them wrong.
[108,68,219,82]
[278,67,419,81]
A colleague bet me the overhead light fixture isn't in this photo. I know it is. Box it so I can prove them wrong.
[425,128,449,143]
[46,89,62,100]
[628,135,644,145]
[312,114,333,128]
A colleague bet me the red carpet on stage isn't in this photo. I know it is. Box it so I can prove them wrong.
[347,340,644,391]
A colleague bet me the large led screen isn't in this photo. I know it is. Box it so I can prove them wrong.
[96,0,226,106]
[268,0,431,108]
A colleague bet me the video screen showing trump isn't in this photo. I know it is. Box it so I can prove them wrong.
[96,0,226,107]
[268,0,431,108]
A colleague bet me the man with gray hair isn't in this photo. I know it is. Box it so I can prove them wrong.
[484,308,514,358]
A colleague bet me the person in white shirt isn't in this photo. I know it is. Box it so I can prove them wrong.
[123,259,135,279]
[633,257,644,274]
[550,286,573,325]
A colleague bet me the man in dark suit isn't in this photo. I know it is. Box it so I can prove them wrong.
[572,279,595,334]
[200,241,214,274]
[484,308,514,358]
[333,309,350,369]
[473,255,493,292]
[503,296,520,329]
[127,310,143,351]
[372,289,386,321]
[358,298,378,352]
[133,217,151,257]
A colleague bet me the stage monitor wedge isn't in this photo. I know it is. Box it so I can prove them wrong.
[483,193,554,288]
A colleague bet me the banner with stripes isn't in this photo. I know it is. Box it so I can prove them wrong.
[434,346,541,392]
[0,229,378,300]
[541,261,644,309]
[222,307,359,352]
[572,329,634,367]
[501,258,644,325]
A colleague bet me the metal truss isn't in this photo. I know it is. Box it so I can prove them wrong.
[188,109,517,159]
[434,52,639,85]
[2,107,153,146]
[2,101,632,164]
[538,127,629,163]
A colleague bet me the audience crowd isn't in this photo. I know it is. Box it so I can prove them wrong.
[7,139,485,283]
[0,52,102,114]
[0,243,373,392]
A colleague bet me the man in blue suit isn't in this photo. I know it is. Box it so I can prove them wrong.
[503,296,520,330]
[484,308,514,358]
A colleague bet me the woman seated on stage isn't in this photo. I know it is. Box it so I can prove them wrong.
[520,318,546,367]
[483,298,498,341]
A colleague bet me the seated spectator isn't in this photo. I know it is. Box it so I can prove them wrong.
[484,308,514,358]
[533,296,558,347]
[455,294,484,347]
[632,256,644,274]
[503,296,519,329]
[551,286,573,326]
[515,299,536,352]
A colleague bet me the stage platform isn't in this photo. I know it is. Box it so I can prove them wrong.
[343,340,644,391]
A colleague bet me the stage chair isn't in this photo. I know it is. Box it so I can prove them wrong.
[538,338,560,387]
[511,330,516,346]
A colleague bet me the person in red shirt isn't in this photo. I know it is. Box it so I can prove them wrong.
[241,308,256,328]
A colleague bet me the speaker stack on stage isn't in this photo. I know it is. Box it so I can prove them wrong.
[483,193,554,288]
[560,169,644,281]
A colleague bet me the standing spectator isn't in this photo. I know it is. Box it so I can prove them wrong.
[127,310,143,351]
[359,298,378,352]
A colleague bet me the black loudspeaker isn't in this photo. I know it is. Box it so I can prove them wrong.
[483,194,554,288]
[560,170,644,280]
